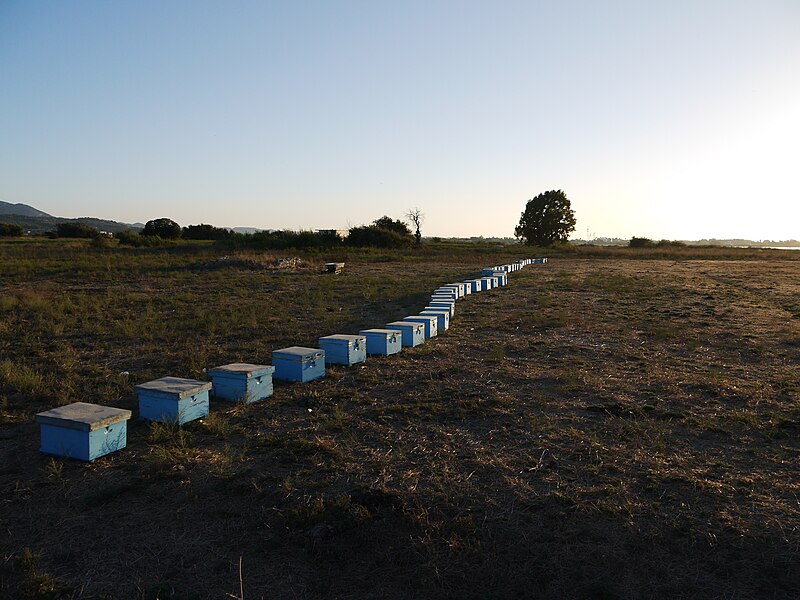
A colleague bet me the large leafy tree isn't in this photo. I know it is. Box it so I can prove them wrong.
[514,190,576,246]
[142,218,181,239]
[372,216,411,237]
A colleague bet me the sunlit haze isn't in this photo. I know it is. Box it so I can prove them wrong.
[1,1,798,240]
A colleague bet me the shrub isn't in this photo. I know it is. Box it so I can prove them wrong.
[182,223,233,240]
[345,225,412,248]
[115,230,168,247]
[656,239,687,247]
[629,237,654,248]
[55,222,99,238]
[0,222,24,237]
[90,234,115,248]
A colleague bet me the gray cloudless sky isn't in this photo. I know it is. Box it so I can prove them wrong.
[1,0,798,239]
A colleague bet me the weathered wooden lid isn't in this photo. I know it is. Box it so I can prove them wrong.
[421,309,448,316]
[403,315,437,322]
[208,363,275,376]
[319,334,366,344]
[36,402,132,432]
[272,346,325,362]
[386,321,422,330]
[359,328,399,336]
[135,376,212,398]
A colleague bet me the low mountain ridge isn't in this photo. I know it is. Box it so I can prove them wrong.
[0,200,51,218]
[0,200,143,234]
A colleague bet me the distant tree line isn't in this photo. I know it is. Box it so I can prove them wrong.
[222,216,414,250]
[33,214,420,249]
[629,237,687,248]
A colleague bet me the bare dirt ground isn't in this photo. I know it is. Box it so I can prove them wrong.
[2,248,799,599]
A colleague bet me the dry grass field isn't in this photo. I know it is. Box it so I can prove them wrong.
[1,240,799,599]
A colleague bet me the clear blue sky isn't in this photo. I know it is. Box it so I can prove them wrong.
[1,1,798,240]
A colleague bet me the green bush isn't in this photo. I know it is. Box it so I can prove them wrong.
[55,222,99,238]
[629,237,654,248]
[115,230,168,247]
[345,226,412,248]
[182,223,233,240]
[0,222,24,237]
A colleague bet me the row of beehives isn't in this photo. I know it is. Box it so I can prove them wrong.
[34,257,547,462]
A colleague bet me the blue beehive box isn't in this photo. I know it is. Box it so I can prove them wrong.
[386,321,425,347]
[36,402,131,462]
[421,309,449,331]
[402,315,438,338]
[137,377,212,425]
[431,292,457,302]
[208,363,275,404]
[431,287,459,300]
[463,279,482,293]
[359,328,402,355]
[319,334,367,366]
[443,283,466,297]
[272,346,325,383]
[454,282,471,295]
[480,277,494,290]
[447,282,468,296]
[481,268,497,276]
[428,300,455,316]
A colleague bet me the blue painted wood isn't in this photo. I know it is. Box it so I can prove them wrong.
[36,402,131,461]
[479,277,494,290]
[432,289,458,301]
[359,329,402,355]
[428,301,455,316]
[443,283,465,297]
[272,346,325,382]
[462,279,481,293]
[430,293,457,303]
[136,377,212,425]
[386,321,425,347]
[420,309,449,331]
[402,315,438,338]
[319,335,367,366]
[208,363,275,403]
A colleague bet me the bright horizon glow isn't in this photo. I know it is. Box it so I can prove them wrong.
[1,1,798,240]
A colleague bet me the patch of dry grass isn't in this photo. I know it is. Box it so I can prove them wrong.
[1,241,799,598]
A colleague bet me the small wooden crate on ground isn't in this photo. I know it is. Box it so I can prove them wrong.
[208,363,275,404]
[386,321,425,347]
[464,279,483,293]
[272,346,326,383]
[421,308,450,331]
[323,262,345,274]
[136,377,212,425]
[443,283,466,297]
[431,287,459,300]
[319,334,367,366]
[402,315,438,338]
[36,402,132,462]
[428,300,455,316]
[359,328,402,355]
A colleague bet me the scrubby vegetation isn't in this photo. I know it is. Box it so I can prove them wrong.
[0,222,24,237]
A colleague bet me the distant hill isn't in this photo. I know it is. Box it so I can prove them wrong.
[0,200,51,218]
[0,200,144,235]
